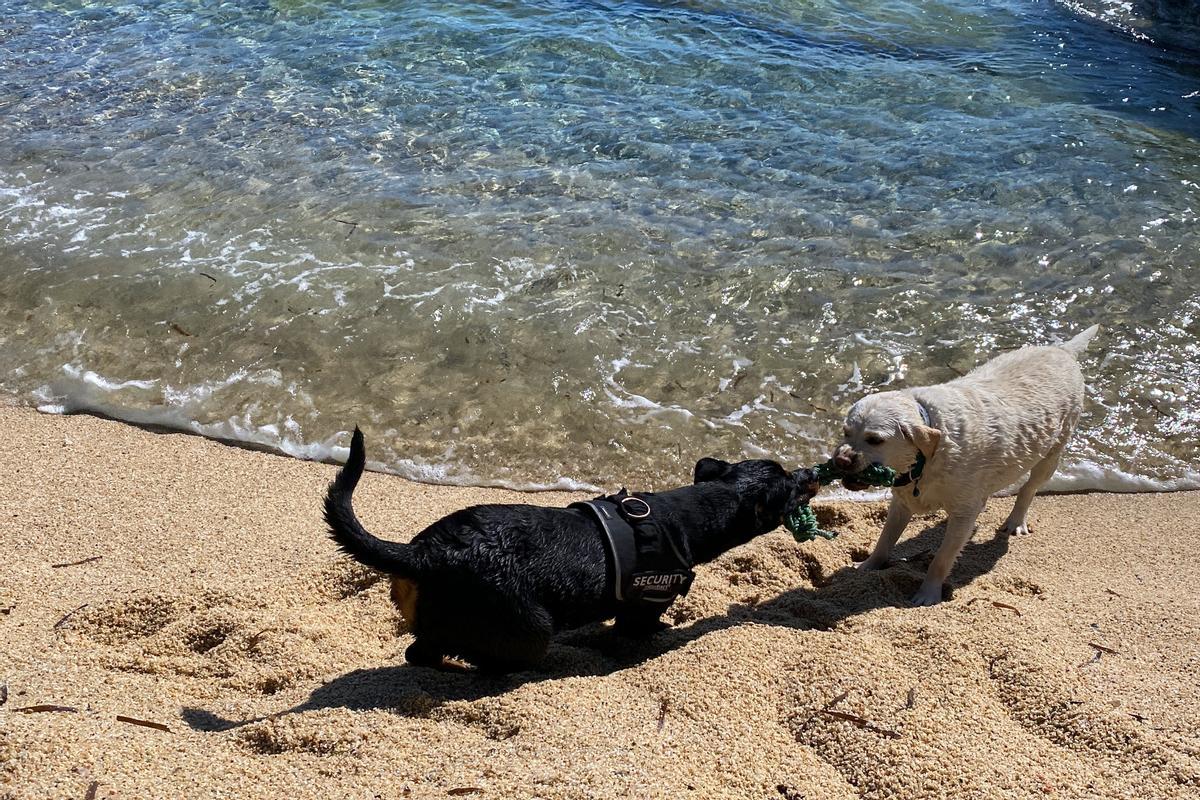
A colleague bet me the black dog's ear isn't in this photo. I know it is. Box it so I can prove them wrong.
[693,457,732,483]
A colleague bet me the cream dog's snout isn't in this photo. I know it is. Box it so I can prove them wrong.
[832,444,857,471]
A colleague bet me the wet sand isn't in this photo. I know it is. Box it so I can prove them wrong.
[1,406,1197,799]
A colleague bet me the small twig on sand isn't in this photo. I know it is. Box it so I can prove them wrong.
[0,681,8,707]
[1078,642,1119,669]
[333,218,359,239]
[795,690,849,734]
[84,781,100,800]
[15,704,79,714]
[51,556,102,569]
[819,709,901,739]
[198,272,218,283]
[447,789,483,796]
[116,715,172,733]
[967,598,1021,616]
[54,604,89,631]
[656,697,670,732]
[170,323,193,337]
[246,628,272,648]
[905,688,917,710]
[1104,588,1122,598]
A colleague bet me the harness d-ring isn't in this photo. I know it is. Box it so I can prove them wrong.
[620,496,651,519]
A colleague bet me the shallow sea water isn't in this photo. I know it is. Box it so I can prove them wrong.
[1,0,1198,490]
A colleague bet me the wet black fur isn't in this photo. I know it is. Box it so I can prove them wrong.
[324,428,817,672]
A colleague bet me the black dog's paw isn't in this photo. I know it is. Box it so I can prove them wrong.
[613,613,671,638]
[404,639,447,669]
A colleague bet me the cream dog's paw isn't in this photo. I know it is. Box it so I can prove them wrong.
[910,583,944,606]
[1000,517,1032,535]
[856,554,889,571]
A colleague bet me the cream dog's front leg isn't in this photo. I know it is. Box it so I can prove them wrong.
[858,494,913,570]
[912,506,982,606]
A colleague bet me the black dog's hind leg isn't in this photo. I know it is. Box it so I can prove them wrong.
[614,607,670,637]
[472,611,554,674]
[404,639,445,669]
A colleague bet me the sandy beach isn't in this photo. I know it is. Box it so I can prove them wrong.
[1,405,1197,799]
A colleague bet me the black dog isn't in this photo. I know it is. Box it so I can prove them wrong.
[324,428,818,672]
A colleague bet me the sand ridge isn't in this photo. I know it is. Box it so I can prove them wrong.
[1,407,1198,799]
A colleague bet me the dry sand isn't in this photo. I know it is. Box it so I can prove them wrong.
[1,406,1198,799]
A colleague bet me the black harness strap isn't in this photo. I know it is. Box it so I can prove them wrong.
[571,492,695,608]
[890,451,926,493]
[892,400,931,496]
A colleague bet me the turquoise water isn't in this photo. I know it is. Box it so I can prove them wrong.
[1,0,1198,490]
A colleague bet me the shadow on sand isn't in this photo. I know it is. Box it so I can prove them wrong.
[182,518,1011,732]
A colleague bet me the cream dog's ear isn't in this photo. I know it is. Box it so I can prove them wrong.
[901,422,941,459]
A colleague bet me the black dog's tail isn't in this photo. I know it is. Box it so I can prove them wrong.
[323,427,419,576]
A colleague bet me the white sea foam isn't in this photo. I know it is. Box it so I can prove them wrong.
[34,365,601,494]
[601,357,704,427]
[59,365,159,393]
[30,366,1197,499]
[1039,460,1200,493]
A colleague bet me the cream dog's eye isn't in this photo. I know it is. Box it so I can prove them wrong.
[865,434,885,446]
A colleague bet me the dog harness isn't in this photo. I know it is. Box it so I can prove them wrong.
[891,400,932,496]
[889,451,926,494]
[571,491,695,608]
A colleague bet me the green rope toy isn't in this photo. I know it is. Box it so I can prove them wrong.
[784,461,898,543]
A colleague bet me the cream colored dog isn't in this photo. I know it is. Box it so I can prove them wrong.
[832,325,1099,606]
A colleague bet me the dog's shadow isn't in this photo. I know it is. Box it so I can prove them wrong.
[748,516,1013,623]
[182,520,1011,732]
